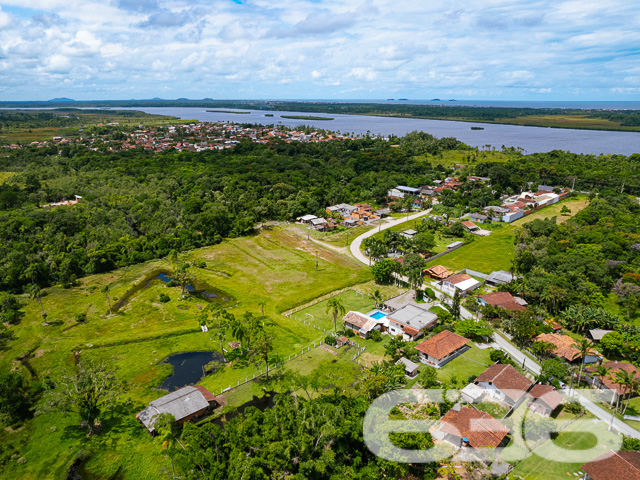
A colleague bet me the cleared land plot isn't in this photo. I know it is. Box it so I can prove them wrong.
[434,343,494,385]
[426,196,589,273]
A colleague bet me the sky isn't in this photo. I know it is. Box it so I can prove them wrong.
[0,0,639,101]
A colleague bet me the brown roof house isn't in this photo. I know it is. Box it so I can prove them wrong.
[137,385,217,435]
[526,384,564,417]
[477,292,526,311]
[342,311,384,339]
[581,450,640,480]
[424,265,454,280]
[585,361,640,405]
[534,333,600,364]
[415,330,470,367]
[473,364,533,406]
[432,407,510,458]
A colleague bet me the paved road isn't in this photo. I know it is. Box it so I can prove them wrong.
[349,209,432,265]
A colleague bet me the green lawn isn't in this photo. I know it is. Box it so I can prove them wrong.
[435,343,494,386]
[509,412,621,480]
[0,227,375,479]
[475,401,509,419]
[426,195,590,274]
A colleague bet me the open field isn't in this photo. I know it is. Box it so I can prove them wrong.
[509,412,621,479]
[0,226,374,479]
[426,195,590,274]
[415,149,516,168]
[435,343,494,385]
[493,114,640,132]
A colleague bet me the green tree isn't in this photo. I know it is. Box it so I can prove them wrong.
[0,373,36,425]
[0,293,22,324]
[600,331,626,357]
[326,297,346,333]
[27,283,47,323]
[451,289,461,320]
[369,289,384,309]
[571,337,593,386]
[250,331,275,380]
[230,315,248,355]
[371,259,397,283]
[417,366,438,387]
[43,361,124,435]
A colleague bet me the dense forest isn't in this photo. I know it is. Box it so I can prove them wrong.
[1,128,640,294]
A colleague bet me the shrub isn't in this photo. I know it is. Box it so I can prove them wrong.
[159,293,170,303]
[196,261,207,269]
[167,280,180,288]
[490,349,506,362]
[467,374,477,383]
[369,330,382,342]
[415,289,424,301]
[324,336,337,346]
[424,288,436,300]
[74,313,86,323]
[344,329,355,338]
[563,400,584,415]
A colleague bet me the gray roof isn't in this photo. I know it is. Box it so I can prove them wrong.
[375,208,392,215]
[484,206,510,214]
[403,229,417,235]
[310,217,326,225]
[396,185,419,193]
[384,291,421,312]
[447,241,463,249]
[387,305,438,330]
[137,386,209,432]
[486,270,517,284]
[299,214,317,221]
[590,329,614,341]
[397,357,419,373]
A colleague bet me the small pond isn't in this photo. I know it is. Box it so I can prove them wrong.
[112,268,234,312]
[159,350,224,391]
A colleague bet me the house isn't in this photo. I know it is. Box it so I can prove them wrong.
[485,270,518,287]
[326,203,357,217]
[460,383,486,404]
[415,330,470,367]
[581,450,640,480]
[585,361,640,404]
[433,407,510,450]
[395,185,420,195]
[387,305,438,341]
[387,188,405,199]
[419,187,436,197]
[473,364,533,406]
[461,220,479,232]
[401,229,417,238]
[375,208,392,217]
[425,265,454,280]
[440,273,482,297]
[342,311,384,338]
[589,329,613,342]
[477,292,526,311]
[534,333,600,364]
[137,385,217,434]
[310,217,327,229]
[297,214,317,224]
[469,212,488,223]
[397,357,419,377]
[336,336,349,347]
[526,384,564,417]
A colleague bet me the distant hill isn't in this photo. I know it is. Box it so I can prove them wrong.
[176,97,189,101]
[48,97,76,102]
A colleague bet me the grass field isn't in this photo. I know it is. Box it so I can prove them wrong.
[426,195,590,274]
[0,226,375,479]
[509,413,621,479]
[435,343,494,385]
[414,149,517,168]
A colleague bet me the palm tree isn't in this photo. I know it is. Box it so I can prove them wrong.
[572,338,593,386]
[28,284,47,323]
[614,369,638,414]
[369,289,384,309]
[326,297,346,333]
[230,317,247,355]
[406,268,423,293]
[168,249,179,276]
[258,301,266,320]
[101,284,112,317]
[593,365,611,391]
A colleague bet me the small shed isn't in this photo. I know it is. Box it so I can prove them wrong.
[336,336,348,347]
[461,383,485,404]
[397,357,419,378]
[446,241,463,249]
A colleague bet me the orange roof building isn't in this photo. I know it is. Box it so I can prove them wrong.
[437,407,509,449]
[415,330,470,367]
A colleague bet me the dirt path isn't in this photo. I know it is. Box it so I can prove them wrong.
[286,226,352,256]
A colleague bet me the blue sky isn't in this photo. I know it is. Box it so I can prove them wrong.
[0,0,639,101]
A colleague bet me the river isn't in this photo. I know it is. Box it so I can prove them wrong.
[120,107,640,156]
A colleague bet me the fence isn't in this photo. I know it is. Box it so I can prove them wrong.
[423,242,464,263]
[459,268,489,280]
[283,286,366,317]
[215,341,324,395]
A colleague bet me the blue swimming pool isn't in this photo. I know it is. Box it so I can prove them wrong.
[370,311,386,320]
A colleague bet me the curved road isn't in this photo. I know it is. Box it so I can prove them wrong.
[349,209,432,264]
[348,211,640,439]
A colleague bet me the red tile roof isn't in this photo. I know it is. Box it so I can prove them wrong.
[415,330,470,360]
[586,361,640,395]
[193,385,216,402]
[461,220,477,229]
[582,450,640,480]
[439,407,509,448]
[534,333,594,362]
[474,364,533,403]
[527,384,563,411]
[477,292,526,311]
[425,265,454,279]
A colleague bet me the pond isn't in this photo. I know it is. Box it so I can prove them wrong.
[159,350,224,391]
[112,268,234,312]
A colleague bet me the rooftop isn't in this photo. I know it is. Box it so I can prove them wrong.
[474,364,533,403]
[534,333,594,362]
[477,292,526,311]
[137,386,213,432]
[415,330,470,360]
[387,305,438,331]
[582,450,640,480]
[486,270,518,284]
[527,384,563,411]
[586,361,640,395]
[439,407,509,448]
